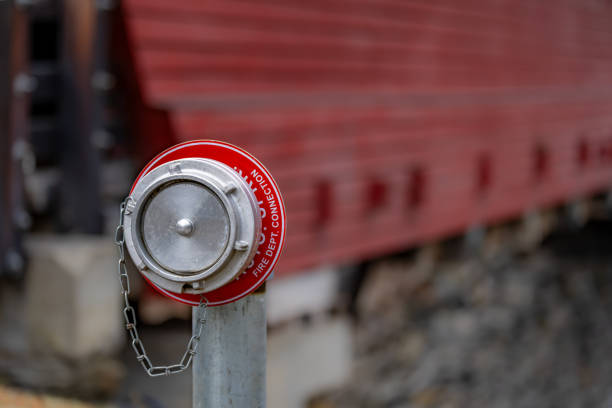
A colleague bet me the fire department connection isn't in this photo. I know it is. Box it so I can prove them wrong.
[114,140,286,402]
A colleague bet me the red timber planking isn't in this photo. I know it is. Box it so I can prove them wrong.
[120,0,612,275]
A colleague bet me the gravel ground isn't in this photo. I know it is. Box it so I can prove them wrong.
[315,221,612,408]
[0,384,111,408]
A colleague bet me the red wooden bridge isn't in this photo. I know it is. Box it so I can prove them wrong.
[119,0,612,275]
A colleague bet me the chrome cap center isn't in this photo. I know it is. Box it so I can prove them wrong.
[176,218,194,236]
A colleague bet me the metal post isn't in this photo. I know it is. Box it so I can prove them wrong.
[193,286,266,408]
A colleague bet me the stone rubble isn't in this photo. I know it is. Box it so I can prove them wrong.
[314,223,612,408]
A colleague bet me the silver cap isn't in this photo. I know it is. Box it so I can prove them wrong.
[123,158,261,294]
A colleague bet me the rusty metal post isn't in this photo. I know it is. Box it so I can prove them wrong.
[1,0,29,277]
[58,0,102,233]
[0,0,14,277]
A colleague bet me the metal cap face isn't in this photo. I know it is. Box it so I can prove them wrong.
[141,181,231,274]
[124,157,261,295]
[126,140,286,307]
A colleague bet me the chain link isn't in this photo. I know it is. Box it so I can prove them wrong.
[115,198,208,377]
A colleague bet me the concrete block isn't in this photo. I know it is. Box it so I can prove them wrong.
[268,317,352,408]
[267,266,340,325]
[25,235,123,359]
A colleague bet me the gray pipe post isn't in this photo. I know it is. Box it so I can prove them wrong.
[193,285,267,408]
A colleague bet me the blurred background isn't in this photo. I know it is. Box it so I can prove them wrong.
[2,0,612,407]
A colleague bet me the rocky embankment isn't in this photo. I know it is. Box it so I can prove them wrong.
[316,221,612,408]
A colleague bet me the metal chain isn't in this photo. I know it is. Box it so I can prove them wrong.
[114,198,208,377]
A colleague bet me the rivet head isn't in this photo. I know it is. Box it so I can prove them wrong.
[176,218,195,236]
